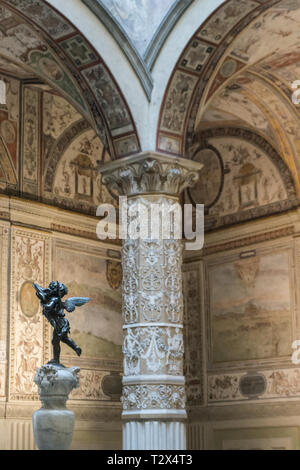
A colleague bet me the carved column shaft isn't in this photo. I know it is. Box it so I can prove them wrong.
[99,152,202,450]
[122,195,185,449]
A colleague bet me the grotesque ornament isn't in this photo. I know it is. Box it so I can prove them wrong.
[106,260,122,290]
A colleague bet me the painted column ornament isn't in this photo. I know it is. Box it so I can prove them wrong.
[99,152,203,450]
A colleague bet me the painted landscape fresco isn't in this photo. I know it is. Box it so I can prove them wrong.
[56,247,122,360]
[209,251,292,364]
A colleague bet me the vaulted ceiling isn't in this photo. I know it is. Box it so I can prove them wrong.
[0,0,141,159]
[198,0,300,195]
[99,0,177,56]
[157,0,300,196]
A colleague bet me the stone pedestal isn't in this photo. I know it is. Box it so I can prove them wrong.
[32,364,80,450]
[99,152,203,450]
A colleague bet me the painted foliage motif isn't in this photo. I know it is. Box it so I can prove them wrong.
[186,130,297,229]
[0,225,9,398]
[161,72,198,134]
[208,250,292,364]
[183,266,203,405]
[10,229,50,400]
[203,83,277,147]
[230,0,300,64]
[208,367,300,403]
[206,73,300,179]
[83,64,132,132]
[207,137,287,217]
[51,128,115,213]
[56,247,122,361]
[22,86,39,196]
[41,90,115,212]
[0,75,18,190]
[4,0,75,39]
[43,91,81,146]
[199,0,258,45]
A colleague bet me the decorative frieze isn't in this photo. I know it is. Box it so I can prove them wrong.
[122,384,185,411]
[123,326,184,377]
[70,369,110,401]
[183,265,203,406]
[204,226,295,256]
[208,368,300,403]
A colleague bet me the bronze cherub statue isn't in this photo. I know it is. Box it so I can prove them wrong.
[33,281,90,365]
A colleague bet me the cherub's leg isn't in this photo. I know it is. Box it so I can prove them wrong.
[61,335,82,357]
[52,331,61,363]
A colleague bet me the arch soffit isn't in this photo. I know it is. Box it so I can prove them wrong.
[0,0,140,159]
[156,0,288,158]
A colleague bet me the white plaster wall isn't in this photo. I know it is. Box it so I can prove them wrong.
[47,0,225,151]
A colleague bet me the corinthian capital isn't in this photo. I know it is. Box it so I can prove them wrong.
[99,151,203,197]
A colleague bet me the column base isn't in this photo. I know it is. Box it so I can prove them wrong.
[123,420,186,450]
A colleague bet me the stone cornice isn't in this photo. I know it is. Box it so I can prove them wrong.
[0,194,121,249]
[188,400,300,422]
[99,152,203,197]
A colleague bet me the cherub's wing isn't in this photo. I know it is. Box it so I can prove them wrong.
[64,297,91,312]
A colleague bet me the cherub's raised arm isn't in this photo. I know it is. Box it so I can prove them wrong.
[33,283,47,302]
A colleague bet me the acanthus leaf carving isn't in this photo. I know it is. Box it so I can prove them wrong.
[100,154,202,197]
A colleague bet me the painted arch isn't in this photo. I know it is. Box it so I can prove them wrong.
[0,0,140,159]
[157,0,300,189]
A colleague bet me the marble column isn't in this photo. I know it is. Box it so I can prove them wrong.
[99,152,202,450]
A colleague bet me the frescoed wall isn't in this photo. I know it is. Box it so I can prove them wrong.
[208,250,292,364]
[183,213,300,450]
[55,245,122,361]
[0,78,115,214]
[0,207,123,450]
[185,128,298,230]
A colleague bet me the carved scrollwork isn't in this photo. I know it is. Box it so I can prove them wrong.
[122,384,185,411]
[34,364,80,397]
[100,155,201,197]
[122,239,138,297]
[165,291,182,323]
[140,292,163,322]
[123,326,184,376]
[123,328,142,376]
[123,293,139,323]
[100,153,196,418]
